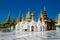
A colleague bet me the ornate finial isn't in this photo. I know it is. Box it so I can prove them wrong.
[44,6,46,11]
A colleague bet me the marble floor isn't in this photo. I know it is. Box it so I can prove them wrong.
[0,30,60,40]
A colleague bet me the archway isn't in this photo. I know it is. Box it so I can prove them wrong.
[31,26,34,31]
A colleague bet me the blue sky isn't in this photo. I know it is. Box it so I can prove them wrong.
[0,0,60,22]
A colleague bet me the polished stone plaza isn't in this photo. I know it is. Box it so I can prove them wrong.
[0,30,60,40]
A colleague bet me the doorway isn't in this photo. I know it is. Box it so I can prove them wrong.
[31,26,34,31]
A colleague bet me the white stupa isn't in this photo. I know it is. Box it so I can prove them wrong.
[29,12,37,32]
[37,11,46,31]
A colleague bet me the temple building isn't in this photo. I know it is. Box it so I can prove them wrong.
[43,7,56,30]
[0,12,16,32]
[0,7,56,32]
[15,7,56,32]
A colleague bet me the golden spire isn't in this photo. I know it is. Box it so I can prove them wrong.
[31,12,35,21]
[38,11,43,21]
[6,11,11,22]
[21,14,24,22]
[42,16,44,22]
[26,8,31,22]
[26,8,31,19]
[17,11,22,22]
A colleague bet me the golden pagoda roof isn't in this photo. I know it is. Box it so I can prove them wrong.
[16,12,22,22]
[4,11,13,24]
[26,8,31,19]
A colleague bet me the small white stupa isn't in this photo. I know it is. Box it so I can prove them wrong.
[29,12,37,32]
[37,11,46,31]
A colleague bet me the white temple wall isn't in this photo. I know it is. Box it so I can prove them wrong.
[15,21,46,32]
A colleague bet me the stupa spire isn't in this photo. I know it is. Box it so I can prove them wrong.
[7,11,11,21]
[44,6,46,11]
[5,11,12,23]
[42,16,44,22]
[21,14,24,22]
[31,12,35,21]
[26,8,31,22]
[17,11,22,22]
[38,11,43,22]
[43,7,47,19]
